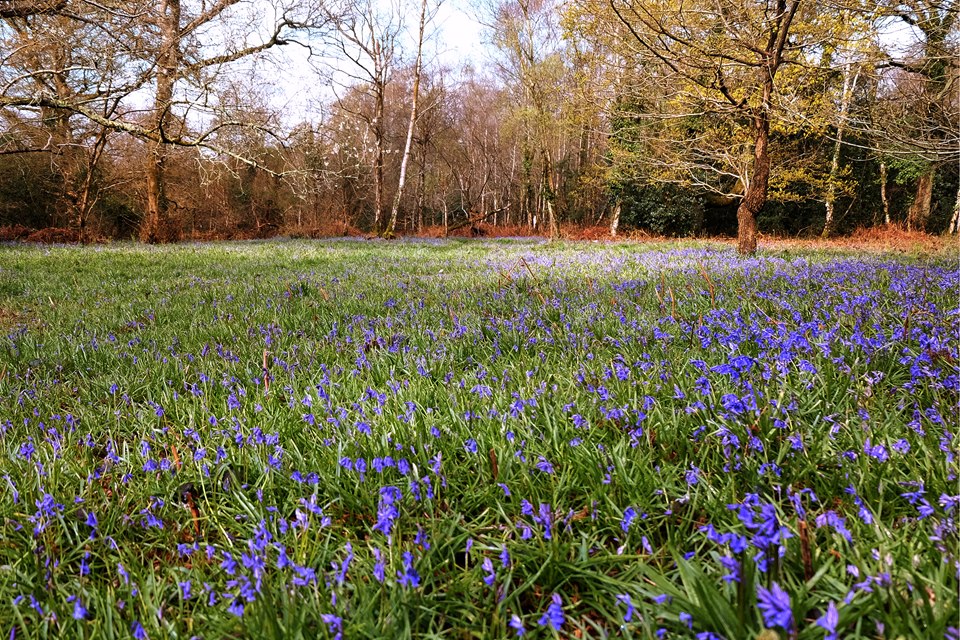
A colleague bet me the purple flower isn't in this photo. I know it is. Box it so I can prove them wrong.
[464,439,478,454]
[616,593,634,622]
[482,557,495,586]
[509,614,525,636]
[816,601,839,640]
[68,595,87,620]
[535,457,554,474]
[131,620,147,639]
[372,547,385,583]
[397,551,420,588]
[373,486,402,540]
[757,582,793,630]
[538,593,564,631]
[321,613,343,640]
[18,440,35,461]
[621,507,637,532]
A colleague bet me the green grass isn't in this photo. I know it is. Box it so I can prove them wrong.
[0,239,956,639]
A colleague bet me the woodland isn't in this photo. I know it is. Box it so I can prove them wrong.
[0,0,957,253]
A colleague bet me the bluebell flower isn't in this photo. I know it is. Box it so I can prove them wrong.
[67,595,87,620]
[397,551,420,588]
[816,601,839,640]
[509,614,525,636]
[482,558,495,586]
[131,620,147,639]
[321,613,343,640]
[538,593,564,631]
[616,593,634,622]
[535,457,554,474]
[757,582,793,630]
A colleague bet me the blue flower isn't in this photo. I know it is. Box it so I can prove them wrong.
[321,613,343,640]
[482,557,495,586]
[131,620,147,639]
[816,601,839,640]
[616,593,634,622]
[372,547,385,583]
[67,595,87,620]
[538,593,564,631]
[757,582,793,630]
[509,614,525,636]
[397,551,420,588]
[535,457,554,474]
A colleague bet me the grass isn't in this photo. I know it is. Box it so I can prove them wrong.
[0,238,956,639]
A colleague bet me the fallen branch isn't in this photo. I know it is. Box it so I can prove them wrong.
[445,204,510,236]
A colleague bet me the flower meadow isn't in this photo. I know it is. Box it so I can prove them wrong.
[0,239,957,639]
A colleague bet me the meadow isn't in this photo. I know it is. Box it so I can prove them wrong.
[0,239,956,639]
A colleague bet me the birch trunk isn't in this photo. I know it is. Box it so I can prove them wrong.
[879,162,890,225]
[948,182,959,234]
[384,0,427,238]
[610,202,621,237]
[823,63,858,238]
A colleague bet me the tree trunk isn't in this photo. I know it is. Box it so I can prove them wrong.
[416,141,426,232]
[542,148,558,239]
[823,62,858,238]
[948,182,959,234]
[141,0,181,244]
[737,111,769,255]
[907,170,934,232]
[879,162,890,225]
[610,201,621,237]
[384,0,427,238]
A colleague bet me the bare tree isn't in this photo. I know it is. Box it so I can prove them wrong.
[317,0,403,233]
[1,0,319,242]
[384,0,440,237]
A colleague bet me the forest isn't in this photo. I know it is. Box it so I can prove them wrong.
[0,0,957,252]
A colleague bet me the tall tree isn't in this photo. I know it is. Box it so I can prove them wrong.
[384,0,440,237]
[571,0,829,252]
[318,0,402,233]
[883,0,957,231]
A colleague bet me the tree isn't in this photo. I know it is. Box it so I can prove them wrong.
[879,0,957,231]
[1,0,318,242]
[571,0,830,253]
[317,0,403,233]
[489,0,568,237]
[0,2,141,239]
[384,0,440,237]
[138,0,316,242]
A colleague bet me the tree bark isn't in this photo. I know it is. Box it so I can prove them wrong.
[141,0,181,244]
[373,90,385,234]
[823,62,858,238]
[737,110,769,255]
[610,201,621,237]
[907,170,934,232]
[879,162,890,225]
[948,182,959,234]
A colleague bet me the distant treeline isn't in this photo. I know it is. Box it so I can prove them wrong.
[1,1,957,247]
